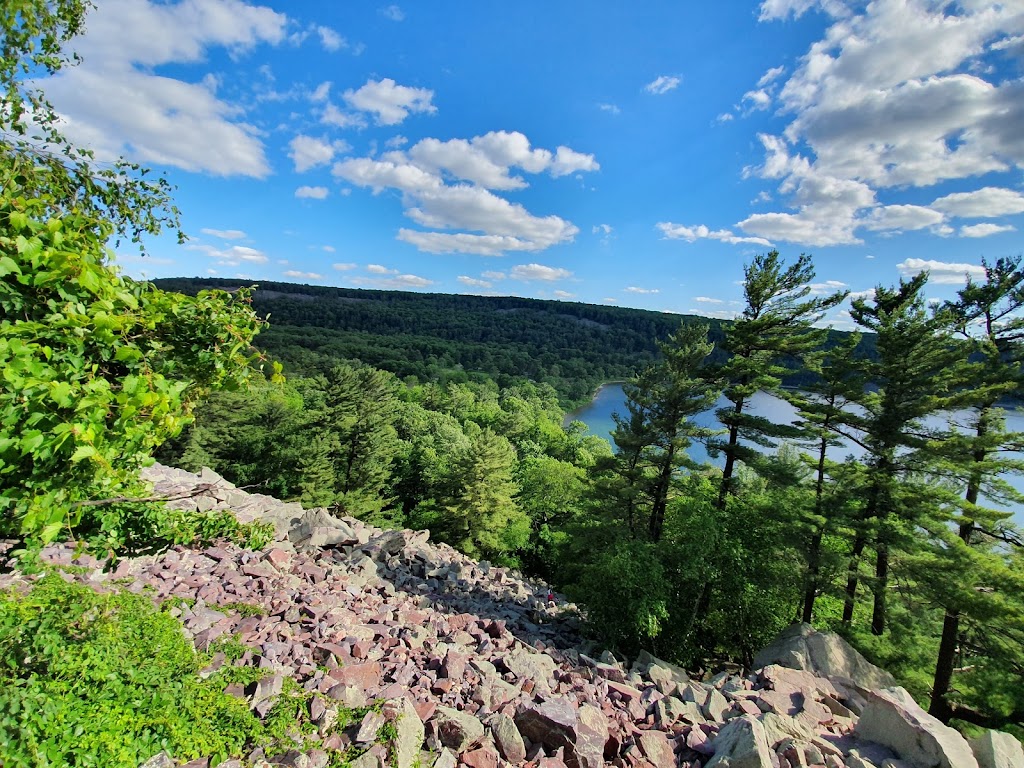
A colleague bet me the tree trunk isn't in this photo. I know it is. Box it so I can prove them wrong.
[801,435,829,623]
[870,539,888,635]
[842,532,866,624]
[930,412,987,719]
[716,395,745,511]
[648,443,676,542]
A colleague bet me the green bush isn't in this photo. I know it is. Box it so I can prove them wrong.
[0,576,267,767]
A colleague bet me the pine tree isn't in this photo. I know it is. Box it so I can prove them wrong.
[926,256,1024,722]
[842,275,964,635]
[710,251,847,510]
[784,332,866,622]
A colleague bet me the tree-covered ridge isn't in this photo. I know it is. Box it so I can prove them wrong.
[153,277,870,406]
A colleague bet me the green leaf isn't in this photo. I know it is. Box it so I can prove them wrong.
[70,445,96,462]
[0,255,22,277]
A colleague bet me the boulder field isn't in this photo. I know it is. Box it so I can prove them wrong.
[4,464,1021,768]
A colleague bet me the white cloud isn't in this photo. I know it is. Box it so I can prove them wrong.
[385,135,408,149]
[380,5,405,21]
[332,262,357,271]
[481,271,506,281]
[656,221,772,247]
[321,103,367,129]
[743,89,772,111]
[42,0,288,177]
[317,26,345,52]
[200,228,246,240]
[551,146,600,176]
[861,204,945,232]
[350,273,434,289]
[593,224,613,235]
[295,186,329,199]
[311,81,331,102]
[604,298,618,304]
[689,308,741,320]
[960,222,1016,238]
[758,65,786,87]
[289,135,350,173]
[367,264,398,274]
[283,270,324,280]
[738,0,1024,246]
[188,243,268,266]
[694,296,724,303]
[321,245,335,253]
[644,75,681,95]
[457,276,492,289]
[553,290,576,299]
[897,258,985,285]
[598,103,621,115]
[848,289,876,302]
[806,280,848,295]
[932,187,1024,218]
[334,132,594,256]
[625,287,660,295]
[716,113,735,123]
[344,78,436,126]
[510,264,572,281]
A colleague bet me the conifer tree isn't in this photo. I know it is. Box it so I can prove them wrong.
[596,323,719,541]
[842,275,964,634]
[711,251,847,510]
[925,257,1024,722]
[785,332,865,622]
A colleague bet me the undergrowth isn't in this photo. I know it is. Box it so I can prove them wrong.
[0,576,301,767]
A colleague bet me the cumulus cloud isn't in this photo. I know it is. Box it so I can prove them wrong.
[188,242,268,266]
[736,0,1024,246]
[295,185,329,199]
[332,262,357,271]
[317,26,346,51]
[644,75,681,95]
[481,271,506,280]
[333,131,597,256]
[350,273,434,289]
[41,0,288,177]
[457,276,492,288]
[367,264,398,274]
[656,221,772,246]
[289,135,350,172]
[598,103,622,115]
[283,270,324,280]
[343,78,436,126]
[201,228,247,240]
[510,264,572,281]
[960,222,1016,238]
[553,290,576,299]
[693,296,724,303]
[625,287,660,294]
[897,258,985,285]
[380,5,405,21]
[932,187,1024,218]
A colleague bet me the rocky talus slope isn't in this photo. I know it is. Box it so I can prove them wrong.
[6,464,1023,768]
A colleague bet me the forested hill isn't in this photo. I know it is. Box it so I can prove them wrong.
[153,277,862,405]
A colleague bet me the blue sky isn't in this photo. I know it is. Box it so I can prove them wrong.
[43,0,1024,327]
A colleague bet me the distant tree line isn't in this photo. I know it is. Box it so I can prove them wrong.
[153,278,871,407]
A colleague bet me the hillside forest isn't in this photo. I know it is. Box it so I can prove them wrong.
[1,1,1022,756]
[158,250,1024,736]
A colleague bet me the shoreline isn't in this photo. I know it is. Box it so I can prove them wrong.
[564,380,626,426]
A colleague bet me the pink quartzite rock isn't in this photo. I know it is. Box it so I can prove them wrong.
[514,699,605,768]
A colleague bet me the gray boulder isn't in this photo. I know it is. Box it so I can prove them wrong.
[970,730,1024,768]
[706,715,773,768]
[854,687,979,768]
[753,622,896,690]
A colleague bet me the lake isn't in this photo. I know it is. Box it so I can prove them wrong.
[568,383,1024,525]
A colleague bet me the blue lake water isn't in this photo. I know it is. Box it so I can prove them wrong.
[568,383,1024,526]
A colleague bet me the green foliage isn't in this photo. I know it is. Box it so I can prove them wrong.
[0,0,267,552]
[0,576,264,767]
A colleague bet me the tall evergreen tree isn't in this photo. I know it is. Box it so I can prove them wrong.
[710,251,847,509]
[785,332,866,622]
[842,275,964,635]
[595,323,719,541]
[926,256,1024,721]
